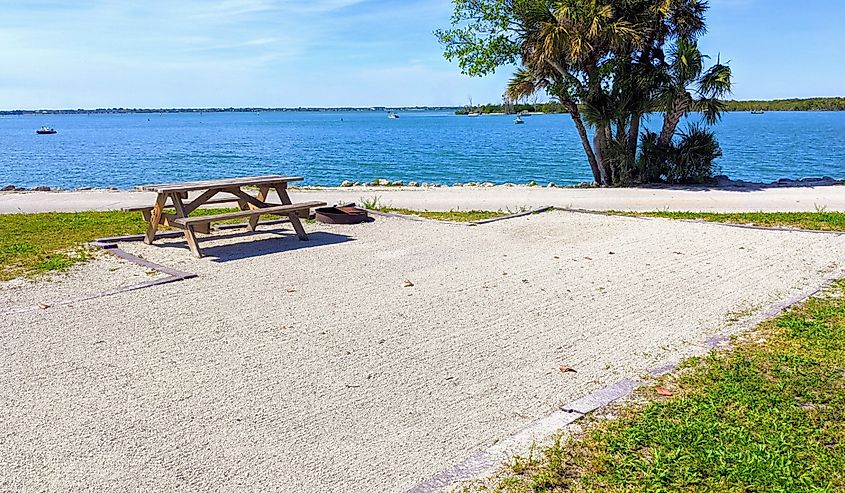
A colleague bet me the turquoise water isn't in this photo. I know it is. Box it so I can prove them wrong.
[1,111,843,189]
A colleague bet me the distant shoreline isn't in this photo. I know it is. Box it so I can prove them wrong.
[3,97,844,115]
[0,106,460,116]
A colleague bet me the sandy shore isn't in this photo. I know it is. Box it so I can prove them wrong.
[1,182,845,214]
[3,210,845,491]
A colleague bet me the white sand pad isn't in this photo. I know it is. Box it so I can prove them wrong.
[2,211,844,492]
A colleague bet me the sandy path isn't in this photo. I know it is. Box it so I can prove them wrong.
[2,183,845,214]
[2,211,844,492]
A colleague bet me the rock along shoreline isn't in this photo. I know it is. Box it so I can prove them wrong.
[1,175,842,194]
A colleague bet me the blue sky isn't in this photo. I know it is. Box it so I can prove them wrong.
[0,0,842,109]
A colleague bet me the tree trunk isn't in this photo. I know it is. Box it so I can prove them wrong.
[658,92,692,147]
[566,102,603,184]
[628,113,640,155]
[593,126,611,186]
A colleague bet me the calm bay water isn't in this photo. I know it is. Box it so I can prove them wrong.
[1,111,843,189]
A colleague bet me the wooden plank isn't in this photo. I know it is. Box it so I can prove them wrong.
[227,188,271,209]
[144,193,168,245]
[122,196,244,213]
[139,175,303,193]
[171,202,325,226]
[183,189,220,215]
[247,186,270,232]
[275,185,309,241]
[171,194,203,258]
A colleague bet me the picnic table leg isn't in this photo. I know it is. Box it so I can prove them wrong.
[247,186,270,232]
[171,193,204,258]
[274,184,308,241]
[144,193,168,245]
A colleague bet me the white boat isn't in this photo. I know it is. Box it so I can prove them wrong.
[36,126,57,135]
[514,116,525,124]
[467,112,480,117]
[387,112,399,119]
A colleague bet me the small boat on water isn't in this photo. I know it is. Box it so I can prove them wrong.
[514,116,525,124]
[36,126,57,135]
[387,112,399,119]
[751,110,764,114]
[467,112,480,117]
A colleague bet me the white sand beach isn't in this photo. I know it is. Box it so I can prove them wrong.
[1,182,844,214]
[3,210,844,492]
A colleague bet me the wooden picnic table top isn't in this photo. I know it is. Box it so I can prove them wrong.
[139,175,304,193]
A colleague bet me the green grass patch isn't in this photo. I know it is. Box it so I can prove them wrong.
[478,280,845,492]
[614,210,845,231]
[0,204,507,280]
[381,207,508,222]
[359,195,511,222]
[0,207,247,280]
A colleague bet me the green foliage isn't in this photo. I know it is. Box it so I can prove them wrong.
[636,124,722,184]
[433,0,521,77]
[474,280,845,492]
[359,195,385,210]
[437,0,733,187]
[668,124,723,183]
[454,102,567,115]
[722,97,845,112]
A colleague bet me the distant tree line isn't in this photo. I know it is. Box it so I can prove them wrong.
[455,97,845,115]
[454,102,567,115]
[721,97,845,111]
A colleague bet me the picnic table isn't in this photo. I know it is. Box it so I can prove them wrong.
[132,175,326,258]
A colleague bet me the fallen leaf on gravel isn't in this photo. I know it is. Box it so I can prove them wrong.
[286,288,296,293]
[38,303,50,310]
[559,365,577,373]
[553,256,560,259]
[655,386,673,396]
[402,279,414,287]
[583,257,592,260]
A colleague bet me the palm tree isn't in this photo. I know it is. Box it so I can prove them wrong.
[657,39,732,147]
[437,0,730,186]
[511,0,642,184]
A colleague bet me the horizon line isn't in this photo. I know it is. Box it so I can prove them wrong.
[2,96,844,114]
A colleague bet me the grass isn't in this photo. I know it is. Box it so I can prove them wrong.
[614,210,845,231]
[380,207,508,222]
[0,203,509,280]
[474,280,845,493]
[360,195,511,222]
[0,208,247,280]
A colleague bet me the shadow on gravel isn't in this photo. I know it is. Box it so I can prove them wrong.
[200,231,354,262]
